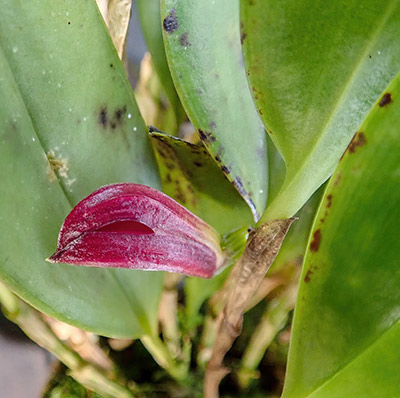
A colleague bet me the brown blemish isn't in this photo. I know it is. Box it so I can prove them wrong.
[379,93,392,107]
[163,9,178,34]
[46,151,71,184]
[115,106,127,121]
[348,132,367,153]
[221,165,231,174]
[179,32,191,47]
[98,106,127,130]
[194,161,202,167]
[67,21,71,25]
[326,194,333,208]
[310,229,321,252]
[304,269,313,283]
[165,173,172,183]
[198,129,216,143]
[240,31,247,45]
[215,154,222,163]
[165,161,175,171]
[334,173,342,186]
[209,121,217,129]
[99,107,107,128]
[341,132,367,159]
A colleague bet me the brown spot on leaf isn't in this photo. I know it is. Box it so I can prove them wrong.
[326,194,333,208]
[221,165,231,174]
[310,229,321,252]
[341,132,367,159]
[163,9,178,33]
[215,154,222,163]
[99,107,107,127]
[348,132,367,153]
[379,93,392,107]
[304,269,313,283]
[198,129,216,143]
[240,32,247,45]
[179,32,191,46]
[209,121,216,129]
[194,161,202,167]
[334,173,342,186]
[115,106,127,121]
[304,265,318,283]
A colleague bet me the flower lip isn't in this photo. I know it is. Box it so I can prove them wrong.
[95,220,155,235]
[47,183,225,278]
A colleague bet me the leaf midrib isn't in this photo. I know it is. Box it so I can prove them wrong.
[281,0,397,199]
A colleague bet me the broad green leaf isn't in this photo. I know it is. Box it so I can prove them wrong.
[150,132,253,235]
[283,76,400,398]
[161,0,268,221]
[137,0,185,133]
[0,0,163,338]
[241,0,400,221]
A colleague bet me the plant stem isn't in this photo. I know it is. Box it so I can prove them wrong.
[140,333,187,381]
[237,284,297,389]
[158,273,182,359]
[204,218,295,398]
[0,281,135,398]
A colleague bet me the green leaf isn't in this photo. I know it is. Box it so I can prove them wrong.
[0,0,163,338]
[241,0,400,221]
[283,76,400,397]
[150,132,253,235]
[161,0,268,221]
[137,0,185,133]
[269,186,323,275]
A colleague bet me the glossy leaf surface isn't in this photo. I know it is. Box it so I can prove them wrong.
[241,0,400,221]
[49,184,225,278]
[137,0,185,133]
[283,77,400,397]
[150,132,253,235]
[0,0,163,338]
[161,0,268,220]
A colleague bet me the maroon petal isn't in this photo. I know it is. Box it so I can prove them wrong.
[47,183,225,278]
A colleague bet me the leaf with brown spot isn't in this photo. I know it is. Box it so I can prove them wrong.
[150,132,253,235]
[243,0,400,222]
[284,72,400,398]
[0,0,162,339]
[161,0,268,221]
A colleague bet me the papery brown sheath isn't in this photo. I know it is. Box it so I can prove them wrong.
[47,183,225,278]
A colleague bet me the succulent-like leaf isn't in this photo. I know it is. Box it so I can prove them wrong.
[283,75,400,398]
[241,0,400,221]
[137,0,185,133]
[161,0,268,220]
[150,132,253,234]
[0,0,162,338]
[49,184,225,279]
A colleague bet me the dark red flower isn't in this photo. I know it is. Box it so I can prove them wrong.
[47,184,225,278]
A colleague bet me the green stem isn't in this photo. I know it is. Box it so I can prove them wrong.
[140,333,187,381]
[237,284,297,389]
[0,280,135,398]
